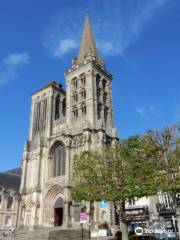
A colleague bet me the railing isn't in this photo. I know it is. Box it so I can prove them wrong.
[156,203,176,215]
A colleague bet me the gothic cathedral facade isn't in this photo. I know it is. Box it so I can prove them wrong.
[19,16,118,228]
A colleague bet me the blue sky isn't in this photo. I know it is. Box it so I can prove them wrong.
[0,0,180,171]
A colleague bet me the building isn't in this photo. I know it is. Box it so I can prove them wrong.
[0,168,21,231]
[19,15,118,229]
[125,194,179,239]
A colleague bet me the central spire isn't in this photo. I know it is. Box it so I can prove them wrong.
[78,15,99,63]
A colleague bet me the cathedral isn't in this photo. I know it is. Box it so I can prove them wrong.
[19,15,118,229]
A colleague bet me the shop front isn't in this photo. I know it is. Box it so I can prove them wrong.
[125,207,152,239]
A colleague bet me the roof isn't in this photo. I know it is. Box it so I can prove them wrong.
[0,168,21,192]
[32,81,66,96]
[5,167,21,176]
[78,15,100,63]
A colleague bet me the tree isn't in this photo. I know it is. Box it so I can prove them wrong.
[71,135,161,240]
[144,123,180,234]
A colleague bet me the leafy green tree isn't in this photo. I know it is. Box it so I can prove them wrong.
[72,135,160,239]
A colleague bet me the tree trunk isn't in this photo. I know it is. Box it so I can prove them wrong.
[121,220,128,240]
[121,201,128,240]
[114,201,129,240]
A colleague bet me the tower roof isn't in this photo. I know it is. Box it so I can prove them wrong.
[78,15,99,63]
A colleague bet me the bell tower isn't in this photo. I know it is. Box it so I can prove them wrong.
[65,15,116,138]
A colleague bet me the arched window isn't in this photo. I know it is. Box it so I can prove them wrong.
[36,102,41,132]
[33,98,41,135]
[7,196,13,209]
[55,94,60,120]
[33,96,47,136]
[51,142,66,177]
[80,73,86,86]
[42,98,47,130]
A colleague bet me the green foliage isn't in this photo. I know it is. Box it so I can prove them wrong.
[72,135,160,202]
[72,123,180,206]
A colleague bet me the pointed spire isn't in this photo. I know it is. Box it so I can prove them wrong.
[78,15,99,63]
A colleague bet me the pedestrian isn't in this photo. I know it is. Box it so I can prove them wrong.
[11,228,16,238]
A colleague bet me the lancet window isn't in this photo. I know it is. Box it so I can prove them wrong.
[50,142,66,177]
[55,94,60,120]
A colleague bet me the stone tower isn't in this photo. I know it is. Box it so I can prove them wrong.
[19,15,117,229]
[65,15,115,138]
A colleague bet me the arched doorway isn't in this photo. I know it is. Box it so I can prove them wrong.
[54,197,63,226]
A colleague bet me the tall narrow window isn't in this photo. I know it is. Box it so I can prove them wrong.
[0,195,2,207]
[55,94,60,120]
[75,93,78,102]
[73,77,78,89]
[42,99,47,130]
[96,74,101,88]
[104,107,108,125]
[102,79,107,90]
[82,105,87,117]
[128,198,136,206]
[73,108,78,119]
[163,194,172,209]
[36,102,41,132]
[33,97,47,136]
[51,143,66,177]
[62,98,66,116]
[80,74,86,86]
[73,93,78,103]
[97,104,102,119]
[7,196,13,209]
[97,89,101,102]
[103,92,107,104]
[81,89,86,99]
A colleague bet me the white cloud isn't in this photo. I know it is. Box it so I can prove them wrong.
[136,106,156,117]
[98,41,114,56]
[43,0,171,58]
[0,52,30,86]
[54,38,78,57]
[96,0,171,56]
[136,107,145,117]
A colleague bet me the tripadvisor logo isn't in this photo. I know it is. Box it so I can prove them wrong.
[135,227,143,236]
[135,227,174,236]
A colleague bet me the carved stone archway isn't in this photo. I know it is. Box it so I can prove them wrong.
[44,185,65,227]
